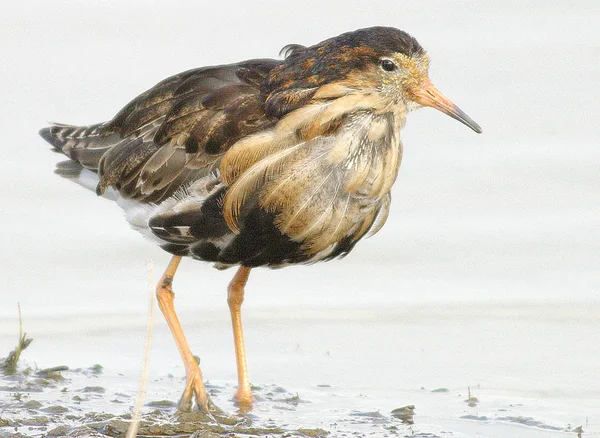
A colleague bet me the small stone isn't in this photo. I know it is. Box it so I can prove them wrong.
[37,366,69,379]
[42,405,69,414]
[464,396,479,407]
[391,405,415,424]
[24,400,42,409]
[22,415,51,425]
[88,364,103,374]
[297,428,329,437]
[349,411,385,418]
[145,400,177,408]
[46,425,71,436]
[82,386,105,394]
[431,387,450,393]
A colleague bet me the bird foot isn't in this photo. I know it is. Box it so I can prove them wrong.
[233,386,254,414]
[177,371,223,416]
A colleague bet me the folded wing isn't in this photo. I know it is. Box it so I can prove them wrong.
[41,59,281,203]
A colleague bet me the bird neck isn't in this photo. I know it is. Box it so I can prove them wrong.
[324,107,404,200]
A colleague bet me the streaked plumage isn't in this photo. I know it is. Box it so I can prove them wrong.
[40,26,481,412]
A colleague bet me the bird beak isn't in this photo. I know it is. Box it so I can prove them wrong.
[411,79,482,133]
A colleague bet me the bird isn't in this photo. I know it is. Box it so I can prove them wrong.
[39,26,481,414]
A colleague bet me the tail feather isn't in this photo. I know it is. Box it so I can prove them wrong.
[39,122,120,170]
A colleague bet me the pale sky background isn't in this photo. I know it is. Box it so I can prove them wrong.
[1,0,599,318]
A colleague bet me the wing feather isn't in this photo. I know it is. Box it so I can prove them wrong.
[90,59,282,202]
[222,141,307,232]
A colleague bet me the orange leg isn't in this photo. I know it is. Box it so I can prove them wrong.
[156,255,213,412]
[227,266,253,408]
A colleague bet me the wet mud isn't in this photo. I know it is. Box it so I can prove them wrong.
[1,358,584,438]
[0,357,418,438]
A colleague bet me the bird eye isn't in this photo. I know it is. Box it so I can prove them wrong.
[380,59,397,72]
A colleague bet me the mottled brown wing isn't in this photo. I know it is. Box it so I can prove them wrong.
[95,59,282,202]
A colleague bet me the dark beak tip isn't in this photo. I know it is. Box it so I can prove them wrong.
[453,114,483,135]
[453,107,482,134]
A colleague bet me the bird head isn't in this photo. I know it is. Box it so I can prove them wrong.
[264,26,482,133]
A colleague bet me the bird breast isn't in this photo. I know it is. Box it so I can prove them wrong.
[222,101,404,254]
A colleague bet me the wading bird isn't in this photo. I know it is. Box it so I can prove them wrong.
[40,26,481,413]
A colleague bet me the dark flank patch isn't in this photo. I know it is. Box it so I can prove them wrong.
[218,207,304,267]
[148,213,195,244]
[189,187,231,239]
[149,210,194,231]
[190,242,221,261]
[160,243,190,256]
[149,186,231,244]
[150,186,367,267]
[151,226,171,241]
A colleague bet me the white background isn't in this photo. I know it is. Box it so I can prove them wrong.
[1,0,598,316]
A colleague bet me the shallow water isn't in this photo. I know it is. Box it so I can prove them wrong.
[2,0,600,436]
[1,304,597,437]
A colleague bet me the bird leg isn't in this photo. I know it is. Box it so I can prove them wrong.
[227,266,253,408]
[156,255,213,413]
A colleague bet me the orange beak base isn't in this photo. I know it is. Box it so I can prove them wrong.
[411,80,482,133]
